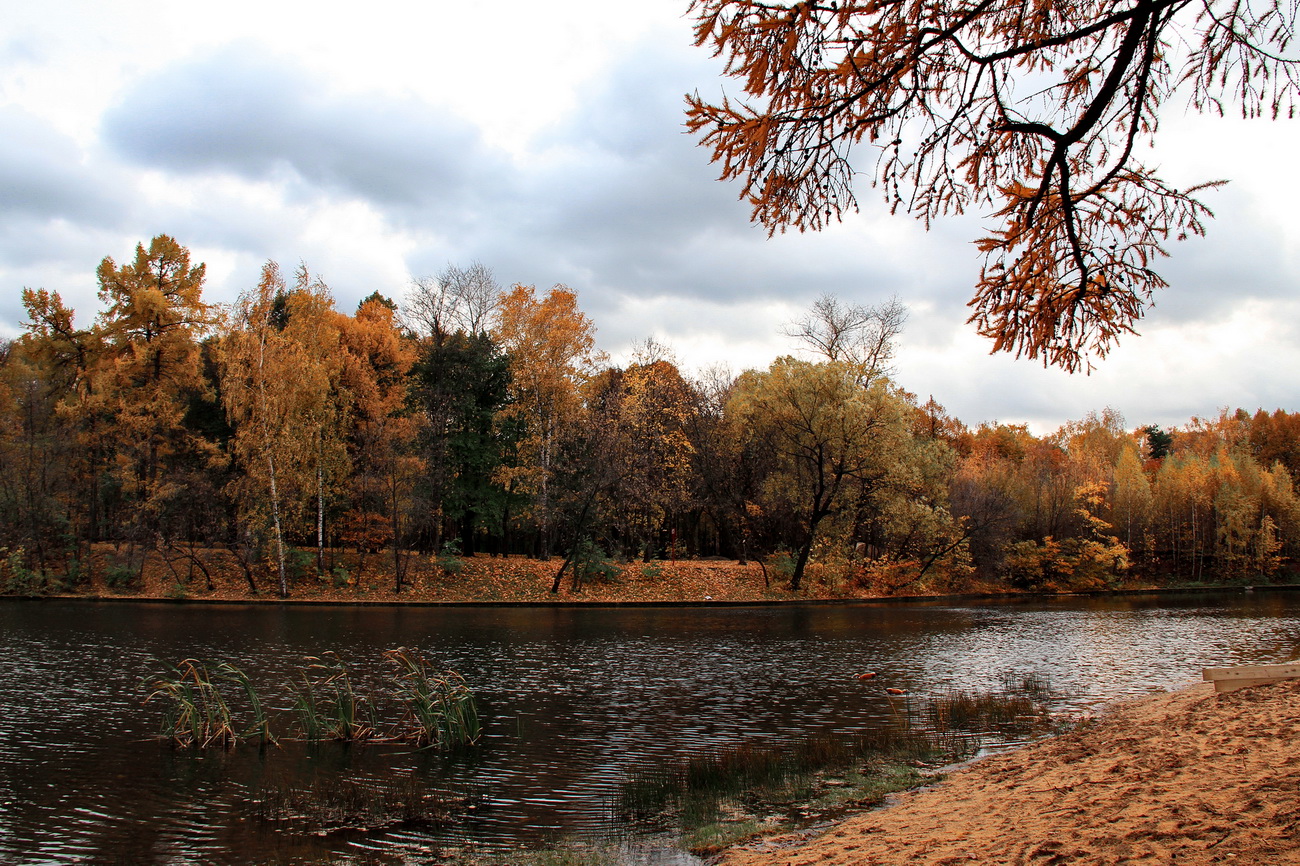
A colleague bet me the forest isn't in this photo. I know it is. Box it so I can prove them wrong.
[2,235,1298,598]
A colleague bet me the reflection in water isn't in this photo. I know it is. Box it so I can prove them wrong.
[1,591,1298,862]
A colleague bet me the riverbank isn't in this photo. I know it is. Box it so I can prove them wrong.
[717,678,1300,865]
[20,547,994,603]
[13,544,1288,604]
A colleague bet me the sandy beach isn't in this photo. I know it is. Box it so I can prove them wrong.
[719,678,1300,865]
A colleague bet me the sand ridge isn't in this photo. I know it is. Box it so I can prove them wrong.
[719,679,1300,864]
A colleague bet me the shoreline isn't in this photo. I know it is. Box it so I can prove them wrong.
[716,678,1300,865]
[7,545,1295,607]
[9,580,1293,608]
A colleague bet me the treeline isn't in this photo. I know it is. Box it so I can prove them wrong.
[2,235,1298,597]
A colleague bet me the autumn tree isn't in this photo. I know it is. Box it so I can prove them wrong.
[585,350,698,561]
[948,445,1026,576]
[684,364,774,564]
[687,0,1299,370]
[339,294,420,590]
[1247,409,1300,477]
[18,290,108,548]
[280,266,350,571]
[94,236,219,569]
[728,357,910,589]
[492,284,602,559]
[218,262,340,596]
[1111,441,1154,555]
[0,336,80,577]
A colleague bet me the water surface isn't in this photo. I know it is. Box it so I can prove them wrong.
[1,591,1297,863]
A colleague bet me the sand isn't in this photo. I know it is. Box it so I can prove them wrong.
[719,679,1300,865]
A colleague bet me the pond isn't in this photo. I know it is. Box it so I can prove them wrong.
[2,590,1298,864]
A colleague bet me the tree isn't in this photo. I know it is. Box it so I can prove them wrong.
[1141,424,1176,461]
[687,0,1298,371]
[406,261,501,342]
[340,295,421,589]
[785,294,907,384]
[280,265,349,573]
[218,262,337,597]
[586,353,698,561]
[407,329,513,559]
[19,289,108,547]
[728,357,909,589]
[94,236,219,567]
[492,284,602,559]
[1111,442,1154,554]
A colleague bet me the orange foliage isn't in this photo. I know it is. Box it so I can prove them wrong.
[686,0,1294,370]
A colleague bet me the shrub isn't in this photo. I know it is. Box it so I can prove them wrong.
[105,562,138,591]
[766,549,796,583]
[436,540,464,576]
[1005,535,1129,591]
[573,538,620,586]
[285,546,314,581]
[2,548,64,596]
[330,565,351,589]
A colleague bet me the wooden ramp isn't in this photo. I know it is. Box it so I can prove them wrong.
[1202,662,1300,693]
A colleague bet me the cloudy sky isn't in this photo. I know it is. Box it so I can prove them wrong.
[2,0,1297,433]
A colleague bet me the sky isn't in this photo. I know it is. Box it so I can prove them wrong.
[2,0,1297,434]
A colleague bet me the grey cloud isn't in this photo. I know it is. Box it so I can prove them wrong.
[0,107,123,239]
[476,45,926,318]
[101,44,506,212]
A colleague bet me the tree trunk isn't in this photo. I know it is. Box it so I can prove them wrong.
[268,450,287,598]
[316,463,325,573]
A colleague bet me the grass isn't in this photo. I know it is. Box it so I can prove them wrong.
[617,675,1062,855]
[247,776,473,832]
[290,653,377,742]
[143,650,479,751]
[463,843,627,866]
[143,659,248,748]
[385,648,482,748]
[617,725,959,842]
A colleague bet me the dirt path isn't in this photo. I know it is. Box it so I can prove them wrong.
[719,679,1300,865]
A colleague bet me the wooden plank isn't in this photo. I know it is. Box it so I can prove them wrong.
[1202,663,1300,693]
[1211,678,1285,693]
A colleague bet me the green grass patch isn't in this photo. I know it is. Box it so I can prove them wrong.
[617,676,1061,855]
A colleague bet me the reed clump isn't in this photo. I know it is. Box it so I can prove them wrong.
[142,649,479,751]
[385,648,482,748]
[143,659,272,749]
[924,673,1059,738]
[290,652,377,742]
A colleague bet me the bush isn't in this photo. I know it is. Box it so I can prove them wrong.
[105,562,138,591]
[766,549,796,583]
[285,546,314,581]
[330,565,351,589]
[2,547,63,596]
[1005,535,1129,591]
[573,539,620,586]
[436,540,464,576]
